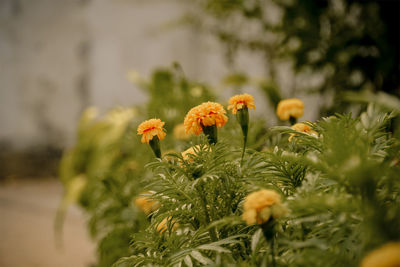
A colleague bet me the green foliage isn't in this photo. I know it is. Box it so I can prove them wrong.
[57,1,400,265]
[104,103,399,267]
[59,66,400,266]
[58,65,270,266]
[58,66,219,266]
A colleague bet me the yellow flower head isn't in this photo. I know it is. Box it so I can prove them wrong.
[242,189,287,225]
[157,217,178,233]
[137,118,166,144]
[134,193,160,215]
[227,93,256,114]
[181,145,211,163]
[184,102,228,135]
[289,122,318,141]
[173,123,190,140]
[276,98,304,121]
[361,242,400,267]
[181,145,199,162]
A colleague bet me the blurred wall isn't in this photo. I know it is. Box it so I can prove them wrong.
[0,0,86,149]
[0,0,230,150]
[0,0,316,152]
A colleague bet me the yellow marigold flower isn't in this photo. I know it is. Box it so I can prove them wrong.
[137,118,166,144]
[227,93,256,114]
[173,123,190,140]
[181,145,211,163]
[134,192,160,215]
[184,102,228,135]
[361,242,400,267]
[276,98,304,121]
[181,145,199,162]
[242,189,287,225]
[289,122,318,141]
[157,217,178,233]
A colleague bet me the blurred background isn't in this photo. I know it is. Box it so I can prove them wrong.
[0,0,398,266]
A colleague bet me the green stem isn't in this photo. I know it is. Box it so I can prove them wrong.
[237,107,249,166]
[289,116,297,125]
[261,220,276,267]
[201,125,218,145]
[196,186,217,241]
[240,129,247,166]
[270,236,276,267]
[149,136,161,158]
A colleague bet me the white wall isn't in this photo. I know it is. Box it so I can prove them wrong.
[0,0,229,149]
[0,0,88,148]
[0,0,318,150]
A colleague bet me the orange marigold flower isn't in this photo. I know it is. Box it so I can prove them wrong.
[157,217,178,233]
[137,118,166,144]
[184,102,228,135]
[361,242,400,267]
[134,192,160,215]
[289,122,318,141]
[227,93,256,114]
[242,189,287,225]
[276,98,304,121]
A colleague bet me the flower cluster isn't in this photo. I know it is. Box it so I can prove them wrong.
[184,102,228,135]
[242,189,287,225]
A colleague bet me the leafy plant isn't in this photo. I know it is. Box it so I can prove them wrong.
[59,63,400,266]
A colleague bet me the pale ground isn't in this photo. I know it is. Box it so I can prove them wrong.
[0,178,96,267]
